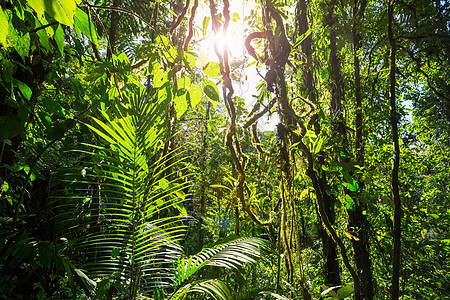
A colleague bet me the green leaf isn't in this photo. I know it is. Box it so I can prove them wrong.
[293,28,312,48]
[17,103,31,123]
[189,280,234,300]
[54,24,64,55]
[159,178,169,190]
[73,7,98,46]
[337,285,354,298]
[38,111,53,129]
[0,59,14,83]
[177,76,191,90]
[61,258,76,297]
[189,84,202,108]
[53,90,188,296]
[430,214,439,219]
[184,51,195,69]
[342,179,359,192]
[232,12,240,22]
[1,180,9,192]
[14,79,32,101]
[0,6,9,46]
[174,93,188,118]
[42,97,64,116]
[202,16,210,37]
[9,29,30,61]
[202,80,220,109]
[27,0,78,26]
[210,184,232,191]
[203,62,221,78]
[321,68,329,80]
[344,194,355,210]
[74,269,96,297]
[36,28,52,51]
[96,279,111,300]
[314,136,324,153]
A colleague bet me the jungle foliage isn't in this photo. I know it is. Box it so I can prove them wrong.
[0,0,449,299]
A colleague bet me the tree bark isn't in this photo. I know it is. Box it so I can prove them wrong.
[323,0,343,288]
[349,1,374,298]
[107,0,122,59]
[295,0,316,105]
[388,0,402,299]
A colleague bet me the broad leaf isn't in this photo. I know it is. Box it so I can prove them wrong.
[27,0,78,26]
[0,6,8,46]
[189,84,202,108]
[204,61,221,78]
[73,7,97,46]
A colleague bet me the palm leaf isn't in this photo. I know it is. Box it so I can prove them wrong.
[171,279,234,300]
[171,237,269,299]
[52,87,188,298]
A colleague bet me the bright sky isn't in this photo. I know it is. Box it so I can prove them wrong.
[193,0,279,131]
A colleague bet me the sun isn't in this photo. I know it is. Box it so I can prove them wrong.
[197,22,245,68]
[195,1,251,67]
[215,27,245,59]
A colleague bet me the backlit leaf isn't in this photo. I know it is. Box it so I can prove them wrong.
[27,0,78,26]
[174,93,188,118]
[184,51,195,69]
[202,16,210,37]
[0,6,9,46]
[197,48,209,68]
[177,76,191,90]
[232,12,240,22]
[159,178,169,190]
[36,28,52,51]
[189,84,202,108]
[210,184,232,191]
[54,24,64,55]
[74,7,97,46]
[203,62,221,78]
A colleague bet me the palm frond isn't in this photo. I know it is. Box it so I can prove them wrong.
[52,87,188,297]
[172,237,269,299]
[178,237,268,279]
[172,279,234,300]
[258,291,291,300]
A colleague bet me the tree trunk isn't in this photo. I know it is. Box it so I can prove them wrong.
[107,0,121,59]
[388,0,402,298]
[349,1,374,299]
[319,176,341,287]
[295,0,316,105]
[323,0,343,288]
